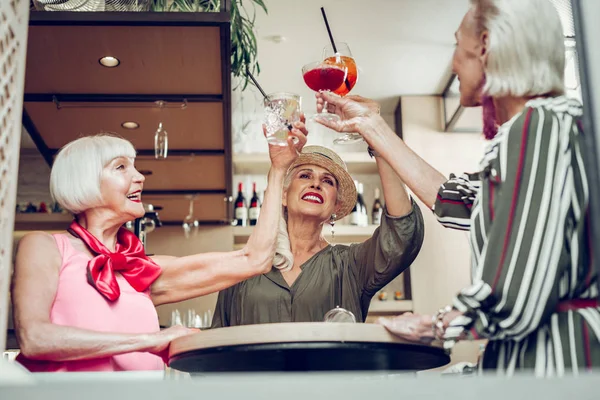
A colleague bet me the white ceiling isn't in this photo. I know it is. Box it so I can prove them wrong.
[242,0,471,115]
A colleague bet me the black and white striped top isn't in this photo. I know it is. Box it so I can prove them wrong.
[433,96,599,376]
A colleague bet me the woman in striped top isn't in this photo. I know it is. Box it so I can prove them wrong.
[315,0,598,376]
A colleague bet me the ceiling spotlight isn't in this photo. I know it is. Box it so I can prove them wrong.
[99,56,120,68]
[121,121,139,130]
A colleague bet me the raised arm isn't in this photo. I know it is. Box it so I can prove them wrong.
[150,123,308,306]
[376,153,412,217]
[315,92,447,209]
[12,232,194,363]
[347,155,425,304]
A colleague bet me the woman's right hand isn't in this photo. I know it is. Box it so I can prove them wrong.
[314,92,383,137]
[264,114,308,173]
[147,325,199,364]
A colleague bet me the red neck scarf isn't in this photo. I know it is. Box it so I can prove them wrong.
[68,221,162,301]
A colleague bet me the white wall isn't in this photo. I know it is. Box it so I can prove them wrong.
[401,96,487,365]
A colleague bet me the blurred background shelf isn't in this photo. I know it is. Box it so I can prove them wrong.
[13,213,73,231]
[233,152,377,175]
[368,300,413,314]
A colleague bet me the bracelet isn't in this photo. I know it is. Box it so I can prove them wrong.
[431,305,453,341]
[367,146,380,158]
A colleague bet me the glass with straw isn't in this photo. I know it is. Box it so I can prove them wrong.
[317,7,364,144]
[247,69,302,146]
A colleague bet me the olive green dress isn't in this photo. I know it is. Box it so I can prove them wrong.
[212,201,424,327]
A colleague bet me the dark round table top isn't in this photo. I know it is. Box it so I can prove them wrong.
[169,322,450,373]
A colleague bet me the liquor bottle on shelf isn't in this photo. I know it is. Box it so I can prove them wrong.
[234,182,247,227]
[350,180,361,226]
[357,182,368,227]
[372,187,383,225]
[249,182,261,226]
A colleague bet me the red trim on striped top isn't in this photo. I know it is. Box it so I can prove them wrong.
[492,108,533,291]
[437,197,468,206]
[576,119,585,135]
[469,327,480,340]
[582,320,592,370]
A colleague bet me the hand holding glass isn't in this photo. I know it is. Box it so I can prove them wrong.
[263,92,302,146]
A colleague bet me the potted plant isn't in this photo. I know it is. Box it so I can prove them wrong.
[152,0,267,91]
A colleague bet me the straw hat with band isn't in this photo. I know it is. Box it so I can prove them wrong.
[287,146,357,221]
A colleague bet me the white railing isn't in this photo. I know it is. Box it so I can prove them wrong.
[0,0,30,353]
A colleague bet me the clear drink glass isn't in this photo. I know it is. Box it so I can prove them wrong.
[323,306,356,323]
[263,92,302,146]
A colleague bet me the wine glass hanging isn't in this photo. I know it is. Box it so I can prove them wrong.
[154,100,168,160]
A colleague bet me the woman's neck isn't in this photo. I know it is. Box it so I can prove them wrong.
[286,215,327,256]
[493,96,535,125]
[76,210,124,251]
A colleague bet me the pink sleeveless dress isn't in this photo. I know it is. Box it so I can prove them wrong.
[16,233,163,372]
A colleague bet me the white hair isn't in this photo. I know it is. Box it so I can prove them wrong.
[471,0,565,97]
[50,134,136,215]
[273,165,341,272]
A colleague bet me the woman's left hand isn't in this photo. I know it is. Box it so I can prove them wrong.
[377,312,434,344]
[265,113,308,172]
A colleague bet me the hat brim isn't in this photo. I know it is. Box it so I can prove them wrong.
[288,154,357,221]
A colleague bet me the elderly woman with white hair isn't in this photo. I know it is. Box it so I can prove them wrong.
[212,145,424,327]
[316,0,597,375]
[11,127,307,372]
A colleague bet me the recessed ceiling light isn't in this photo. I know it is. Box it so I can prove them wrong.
[99,56,120,68]
[121,121,139,129]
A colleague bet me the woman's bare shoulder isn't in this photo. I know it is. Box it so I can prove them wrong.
[16,231,63,257]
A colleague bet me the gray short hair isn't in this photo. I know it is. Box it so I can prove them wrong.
[50,134,136,215]
[471,0,565,97]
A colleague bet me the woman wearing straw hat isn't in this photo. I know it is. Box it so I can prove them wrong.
[315,0,598,375]
[212,145,424,327]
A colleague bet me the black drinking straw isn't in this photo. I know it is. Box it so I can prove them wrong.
[321,7,338,53]
[246,68,269,101]
[320,7,351,92]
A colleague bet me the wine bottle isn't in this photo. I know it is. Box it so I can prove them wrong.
[357,182,368,227]
[350,180,361,226]
[234,182,248,226]
[249,182,261,226]
[372,187,383,225]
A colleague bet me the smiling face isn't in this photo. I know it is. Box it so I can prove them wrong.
[452,8,487,107]
[283,164,339,222]
[98,156,145,221]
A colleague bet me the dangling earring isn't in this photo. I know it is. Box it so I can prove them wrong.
[330,214,336,240]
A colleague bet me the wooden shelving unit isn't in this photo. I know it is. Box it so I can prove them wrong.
[13,213,73,231]
[23,11,233,223]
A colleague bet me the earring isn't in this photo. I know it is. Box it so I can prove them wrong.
[330,214,336,240]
